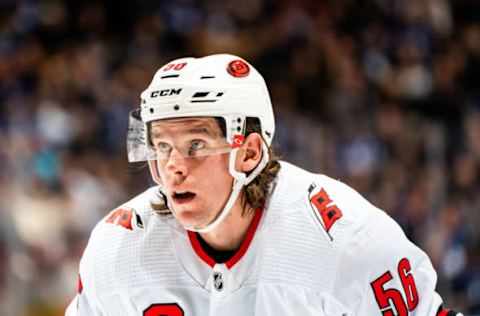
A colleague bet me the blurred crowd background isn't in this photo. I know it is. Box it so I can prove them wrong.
[0,0,479,315]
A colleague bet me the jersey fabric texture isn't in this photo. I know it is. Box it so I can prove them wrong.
[66,161,445,316]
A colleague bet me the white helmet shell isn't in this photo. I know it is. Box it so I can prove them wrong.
[139,54,275,147]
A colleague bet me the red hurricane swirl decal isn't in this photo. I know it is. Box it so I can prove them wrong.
[227,60,250,77]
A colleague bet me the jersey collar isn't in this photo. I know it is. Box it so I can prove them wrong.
[187,206,264,269]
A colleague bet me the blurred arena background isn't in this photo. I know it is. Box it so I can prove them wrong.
[0,0,479,315]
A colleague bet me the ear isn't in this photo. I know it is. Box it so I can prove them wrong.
[235,133,263,173]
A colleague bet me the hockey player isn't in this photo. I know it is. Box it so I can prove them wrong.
[66,54,462,315]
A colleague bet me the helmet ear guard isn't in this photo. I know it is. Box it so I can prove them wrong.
[128,54,275,232]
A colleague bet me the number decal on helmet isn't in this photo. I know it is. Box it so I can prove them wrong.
[163,63,187,72]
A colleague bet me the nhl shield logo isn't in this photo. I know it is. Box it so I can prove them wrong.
[213,271,224,291]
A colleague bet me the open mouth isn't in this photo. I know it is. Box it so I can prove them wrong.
[171,191,196,204]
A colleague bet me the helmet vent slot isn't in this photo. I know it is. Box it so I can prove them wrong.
[161,75,180,79]
[190,90,225,103]
[200,76,215,79]
[191,100,217,103]
[191,91,217,103]
[193,92,209,98]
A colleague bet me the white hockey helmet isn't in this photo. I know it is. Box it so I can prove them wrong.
[127,54,275,232]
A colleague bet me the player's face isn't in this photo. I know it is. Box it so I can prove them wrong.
[151,117,234,229]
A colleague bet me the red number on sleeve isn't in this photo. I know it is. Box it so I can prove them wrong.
[371,271,408,316]
[398,258,419,310]
[370,258,419,315]
[143,303,184,316]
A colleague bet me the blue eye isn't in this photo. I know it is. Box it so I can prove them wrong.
[190,140,206,150]
[157,142,172,153]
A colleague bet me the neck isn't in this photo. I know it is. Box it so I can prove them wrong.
[199,199,255,251]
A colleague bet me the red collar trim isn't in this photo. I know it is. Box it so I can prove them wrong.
[187,230,216,268]
[187,206,264,269]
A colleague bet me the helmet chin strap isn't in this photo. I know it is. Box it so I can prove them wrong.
[185,142,269,233]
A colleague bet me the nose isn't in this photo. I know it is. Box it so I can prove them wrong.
[164,147,188,181]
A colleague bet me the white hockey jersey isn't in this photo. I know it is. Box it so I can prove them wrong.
[66,161,447,316]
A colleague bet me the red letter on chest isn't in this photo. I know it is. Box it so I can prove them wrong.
[310,189,343,232]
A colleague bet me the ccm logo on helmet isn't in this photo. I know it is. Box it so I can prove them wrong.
[151,88,182,98]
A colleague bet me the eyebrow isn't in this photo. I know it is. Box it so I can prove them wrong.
[187,127,217,136]
[150,126,219,140]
